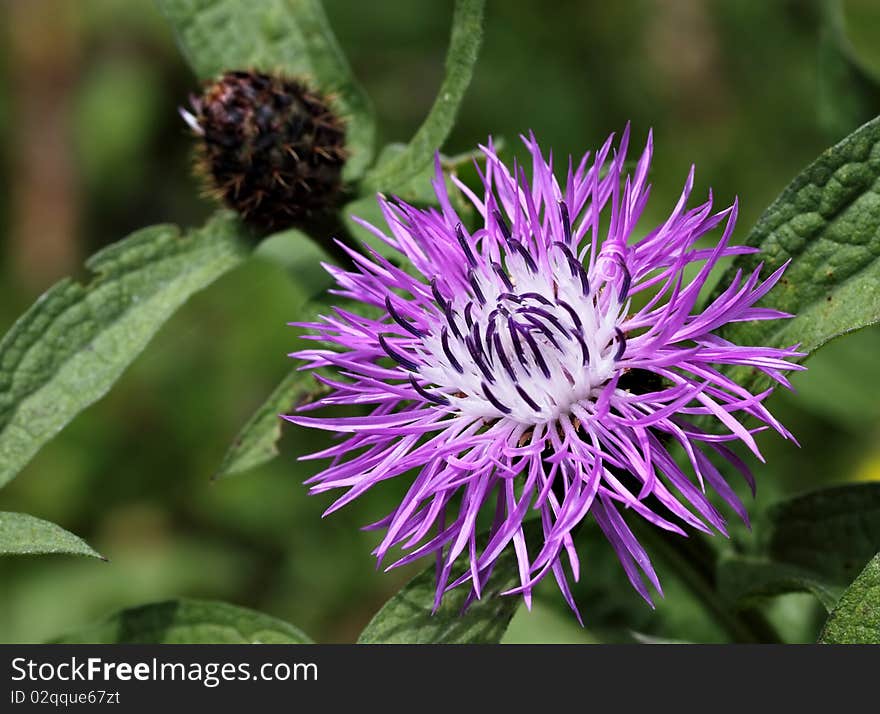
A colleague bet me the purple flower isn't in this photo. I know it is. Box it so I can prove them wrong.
[288,126,803,621]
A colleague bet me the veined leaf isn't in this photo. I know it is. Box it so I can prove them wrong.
[0,512,104,560]
[363,0,485,192]
[818,552,880,644]
[156,0,376,180]
[0,213,249,488]
[55,598,313,644]
[711,115,880,389]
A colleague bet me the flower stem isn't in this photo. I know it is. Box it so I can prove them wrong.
[302,207,360,270]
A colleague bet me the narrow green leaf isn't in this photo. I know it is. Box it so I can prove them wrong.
[718,555,842,612]
[764,483,880,587]
[0,512,104,560]
[0,213,249,488]
[156,0,376,180]
[215,369,328,479]
[55,598,313,644]
[818,552,880,644]
[712,115,880,389]
[817,0,880,139]
[358,528,527,644]
[362,0,485,192]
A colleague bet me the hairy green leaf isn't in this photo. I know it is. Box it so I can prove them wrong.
[818,552,880,644]
[55,598,313,644]
[363,0,485,192]
[0,512,104,560]
[358,529,527,644]
[156,0,376,179]
[713,115,880,387]
[817,0,880,139]
[0,213,249,488]
[215,369,328,479]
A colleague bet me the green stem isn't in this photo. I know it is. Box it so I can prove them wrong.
[301,207,360,270]
[636,525,784,643]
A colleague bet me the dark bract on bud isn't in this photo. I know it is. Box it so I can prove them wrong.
[182,70,347,232]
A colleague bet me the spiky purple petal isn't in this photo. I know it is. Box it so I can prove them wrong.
[288,127,803,618]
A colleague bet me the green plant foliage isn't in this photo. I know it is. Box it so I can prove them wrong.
[5,0,880,648]
[215,369,329,479]
[358,529,528,644]
[362,0,485,192]
[0,213,250,489]
[156,0,376,180]
[818,552,880,644]
[55,598,313,643]
[765,483,880,585]
[0,512,103,560]
[718,556,842,612]
[712,115,880,389]
[718,484,880,613]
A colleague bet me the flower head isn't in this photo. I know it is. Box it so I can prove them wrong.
[182,70,346,231]
[288,127,803,621]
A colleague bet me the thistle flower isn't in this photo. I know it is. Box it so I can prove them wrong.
[288,127,803,621]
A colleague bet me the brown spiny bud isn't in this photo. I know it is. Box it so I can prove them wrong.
[182,70,347,232]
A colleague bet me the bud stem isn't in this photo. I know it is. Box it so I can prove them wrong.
[302,209,360,270]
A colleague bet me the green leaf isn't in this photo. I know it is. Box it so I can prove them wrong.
[817,0,880,140]
[357,531,526,644]
[55,598,313,644]
[712,115,880,388]
[718,555,842,612]
[0,512,104,560]
[717,485,880,614]
[818,552,880,644]
[764,483,880,587]
[215,369,328,479]
[0,213,249,488]
[362,0,485,192]
[156,0,376,180]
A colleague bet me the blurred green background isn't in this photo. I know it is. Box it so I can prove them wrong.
[1,0,879,644]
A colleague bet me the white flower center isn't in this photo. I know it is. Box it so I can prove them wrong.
[415,239,625,426]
